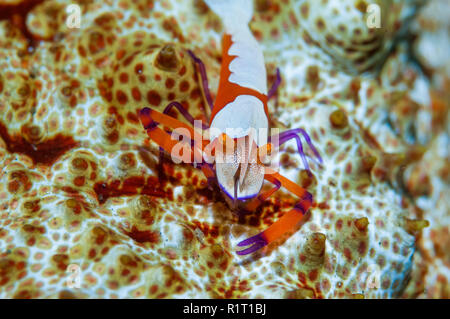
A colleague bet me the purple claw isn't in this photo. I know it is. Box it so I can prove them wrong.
[292,135,311,175]
[237,234,261,247]
[236,233,268,255]
[297,128,323,165]
[271,128,323,174]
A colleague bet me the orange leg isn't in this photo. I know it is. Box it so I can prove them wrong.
[141,106,211,148]
[140,108,313,256]
[144,126,194,163]
[141,109,219,193]
[140,105,210,165]
[237,170,313,255]
[139,108,213,164]
[200,162,217,187]
[243,177,281,212]
[140,107,197,139]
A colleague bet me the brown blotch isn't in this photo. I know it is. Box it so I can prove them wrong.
[94,176,170,204]
[0,122,77,166]
[125,226,159,244]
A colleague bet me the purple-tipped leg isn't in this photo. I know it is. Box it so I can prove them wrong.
[236,233,268,255]
[187,50,214,112]
[140,107,157,130]
[270,128,323,175]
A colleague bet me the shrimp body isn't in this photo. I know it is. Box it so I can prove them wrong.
[139,0,323,255]
[206,0,269,200]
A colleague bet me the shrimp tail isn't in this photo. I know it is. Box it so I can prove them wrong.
[205,0,253,28]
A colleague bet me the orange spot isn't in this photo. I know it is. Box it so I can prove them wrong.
[165,78,175,89]
[179,80,189,92]
[135,63,144,74]
[119,73,129,83]
[124,226,159,243]
[147,90,161,106]
[131,87,141,101]
[116,90,128,105]
[93,176,170,204]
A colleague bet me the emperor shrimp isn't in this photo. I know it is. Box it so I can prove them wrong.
[139,0,323,255]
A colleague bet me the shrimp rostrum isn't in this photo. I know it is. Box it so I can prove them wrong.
[139,0,322,255]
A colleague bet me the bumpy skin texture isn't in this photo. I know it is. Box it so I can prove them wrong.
[0,0,447,299]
